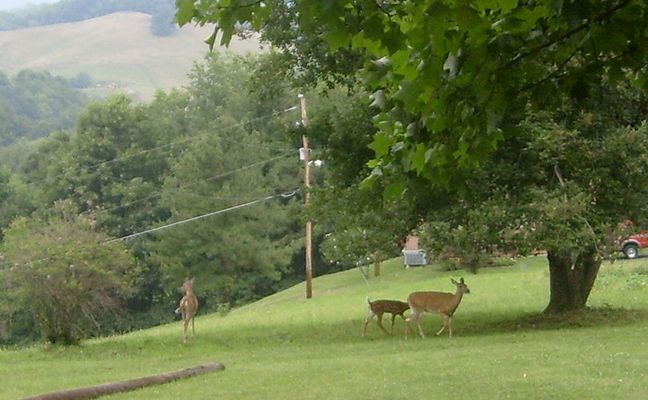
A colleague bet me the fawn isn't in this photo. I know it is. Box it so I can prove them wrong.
[175,278,199,343]
[363,298,410,336]
[406,277,470,338]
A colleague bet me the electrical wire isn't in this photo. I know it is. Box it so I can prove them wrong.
[0,188,300,268]
[93,152,293,215]
[104,189,299,243]
[0,106,304,268]
[20,105,299,189]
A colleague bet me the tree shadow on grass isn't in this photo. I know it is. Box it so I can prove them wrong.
[459,306,648,337]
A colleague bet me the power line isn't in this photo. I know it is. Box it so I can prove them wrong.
[21,106,298,190]
[105,189,299,243]
[0,189,300,269]
[81,105,298,171]
[93,152,293,215]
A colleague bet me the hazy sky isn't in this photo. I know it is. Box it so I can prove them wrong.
[0,0,59,11]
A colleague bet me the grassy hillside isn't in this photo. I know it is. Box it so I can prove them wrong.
[0,12,262,100]
[2,256,648,399]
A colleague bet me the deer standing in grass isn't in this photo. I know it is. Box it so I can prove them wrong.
[363,298,410,336]
[175,278,199,343]
[406,278,470,338]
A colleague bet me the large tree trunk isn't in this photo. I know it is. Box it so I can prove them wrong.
[545,247,601,313]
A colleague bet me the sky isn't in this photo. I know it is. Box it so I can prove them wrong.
[0,0,58,11]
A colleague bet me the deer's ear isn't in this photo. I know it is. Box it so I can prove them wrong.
[460,277,464,284]
[451,278,458,285]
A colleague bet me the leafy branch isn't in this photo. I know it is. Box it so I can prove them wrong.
[502,0,632,70]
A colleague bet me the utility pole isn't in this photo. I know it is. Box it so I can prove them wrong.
[299,94,313,299]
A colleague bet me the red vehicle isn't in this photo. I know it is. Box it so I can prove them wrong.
[621,232,648,259]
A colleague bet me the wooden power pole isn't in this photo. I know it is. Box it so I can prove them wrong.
[299,94,313,299]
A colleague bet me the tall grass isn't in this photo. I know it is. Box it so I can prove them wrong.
[2,256,648,399]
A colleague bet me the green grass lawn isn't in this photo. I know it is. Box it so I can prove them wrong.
[2,256,648,399]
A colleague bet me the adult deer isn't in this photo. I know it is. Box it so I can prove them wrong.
[362,298,410,336]
[175,278,199,343]
[406,278,470,338]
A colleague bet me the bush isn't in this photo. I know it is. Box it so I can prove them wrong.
[0,202,138,344]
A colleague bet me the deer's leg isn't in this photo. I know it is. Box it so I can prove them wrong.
[405,313,416,338]
[407,312,425,338]
[362,309,375,336]
[416,315,426,339]
[176,297,186,316]
[398,313,408,336]
[436,314,449,336]
[447,317,453,338]
[376,313,390,335]
[389,313,397,335]
[191,315,195,336]
[182,318,189,343]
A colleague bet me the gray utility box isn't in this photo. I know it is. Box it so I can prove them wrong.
[403,249,427,267]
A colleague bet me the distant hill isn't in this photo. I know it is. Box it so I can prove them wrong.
[0,0,177,36]
[0,12,263,100]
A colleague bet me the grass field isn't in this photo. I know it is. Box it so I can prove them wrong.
[2,256,648,399]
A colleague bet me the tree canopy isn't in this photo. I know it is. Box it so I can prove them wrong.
[0,200,137,344]
[175,0,648,313]
[0,53,314,344]
[177,0,648,188]
[0,70,88,146]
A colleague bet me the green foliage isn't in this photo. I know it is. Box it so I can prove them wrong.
[150,130,300,306]
[0,70,87,146]
[253,1,363,89]
[419,84,648,276]
[149,54,302,307]
[174,1,648,311]
[303,92,423,269]
[0,52,315,343]
[0,201,137,345]
[68,72,93,89]
[176,0,648,188]
[69,95,175,235]
[420,200,514,272]
[0,166,36,240]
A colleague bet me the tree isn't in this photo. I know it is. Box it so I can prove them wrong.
[0,69,87,146]
[45,94,178,238]
[0,53,311,342]
[175,0,648,312]
[0,201,137,344]
[306,92,424,274]
[420,84,648,312]
[177,0,647,185]
[150,133,300,306]
[0,166,35,241]
[145,54,303,307]
[68,72,93,89]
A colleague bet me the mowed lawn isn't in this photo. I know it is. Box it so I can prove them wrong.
[2,256,648,399]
